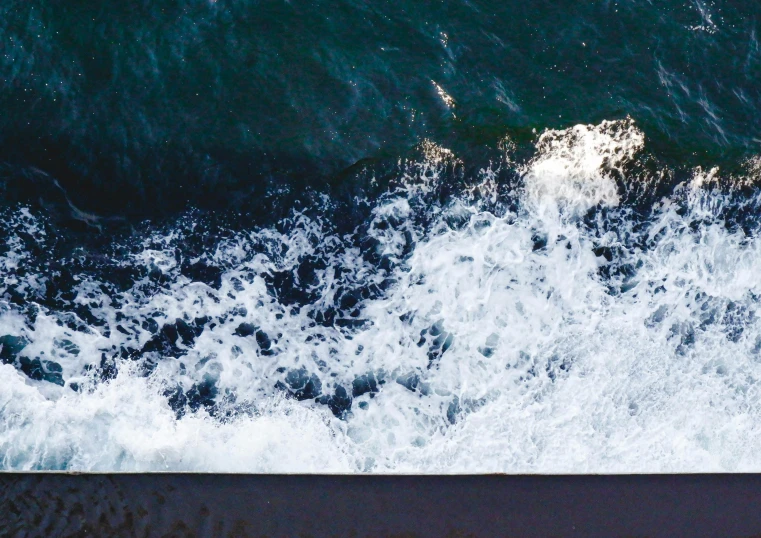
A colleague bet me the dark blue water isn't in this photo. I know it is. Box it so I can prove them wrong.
[2,0,759,214]
[1,1,761,472]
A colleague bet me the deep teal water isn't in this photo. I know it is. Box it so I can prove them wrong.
[1,0,759,215]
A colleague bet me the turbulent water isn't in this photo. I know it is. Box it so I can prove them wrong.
[1,1,761,472]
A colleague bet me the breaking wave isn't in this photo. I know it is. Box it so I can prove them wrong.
[3,119,761,472]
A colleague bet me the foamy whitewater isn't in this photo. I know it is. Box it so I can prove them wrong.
[3,119,761,472]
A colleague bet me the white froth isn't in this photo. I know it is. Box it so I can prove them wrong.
[3,119,761,472]
[0,364,352,472]
[523,118,644,216]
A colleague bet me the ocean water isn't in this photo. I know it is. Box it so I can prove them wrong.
[1,0,761,472]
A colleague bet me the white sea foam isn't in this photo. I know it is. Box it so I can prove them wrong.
[3,119,761,472]
[0,363,352,472]
[522,118,644,216]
